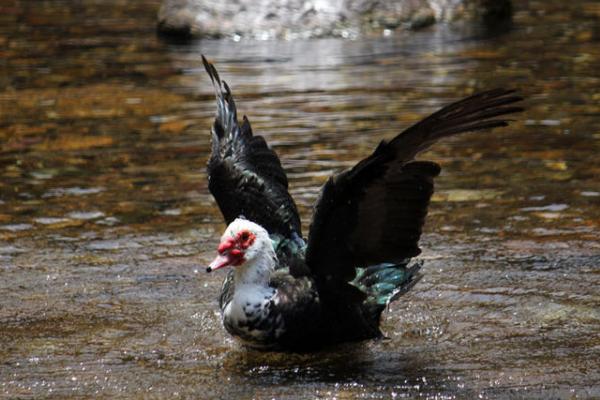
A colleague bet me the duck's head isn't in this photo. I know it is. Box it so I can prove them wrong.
[206,218,272,273]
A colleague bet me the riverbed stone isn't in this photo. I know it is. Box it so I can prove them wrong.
[157,0,513,39]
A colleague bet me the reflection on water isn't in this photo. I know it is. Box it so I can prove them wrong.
[1,0,600,398]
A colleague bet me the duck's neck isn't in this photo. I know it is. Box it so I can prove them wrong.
[234,246,276,288]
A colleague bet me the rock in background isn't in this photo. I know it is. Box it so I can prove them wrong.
[157,0,512,39]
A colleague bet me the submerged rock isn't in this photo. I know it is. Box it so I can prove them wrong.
[157,0,512,39]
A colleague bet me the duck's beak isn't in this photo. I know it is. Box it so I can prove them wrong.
[206,253,233,273]
[206,249,244,273]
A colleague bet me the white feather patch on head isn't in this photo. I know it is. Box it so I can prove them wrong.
[222,218,271,262]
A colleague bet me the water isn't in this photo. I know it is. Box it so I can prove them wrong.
[1,1,599,398]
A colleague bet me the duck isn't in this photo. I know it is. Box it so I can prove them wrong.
[201,55,523,351]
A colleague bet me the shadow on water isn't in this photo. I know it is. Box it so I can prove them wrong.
[223,342,410,381]
[1,0,600,398]
[213,341,474,399]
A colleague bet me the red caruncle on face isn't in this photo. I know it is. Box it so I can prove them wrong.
[215,229,256,267]
[236,230,256,249]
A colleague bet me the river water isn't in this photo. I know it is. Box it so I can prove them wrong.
[1,1,599,398]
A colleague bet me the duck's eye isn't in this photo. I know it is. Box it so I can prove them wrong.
[237,230,255,249]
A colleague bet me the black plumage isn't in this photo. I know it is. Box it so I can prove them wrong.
[202,56,523,350]
[203,56,302,239]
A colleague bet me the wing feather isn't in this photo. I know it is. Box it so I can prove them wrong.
[306,89,523,284]
[203,56,302,238]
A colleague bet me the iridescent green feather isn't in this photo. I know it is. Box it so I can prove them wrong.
[351,260,423,306]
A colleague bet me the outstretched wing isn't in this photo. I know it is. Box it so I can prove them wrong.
[203,56,302,238]
[306,89,523,283]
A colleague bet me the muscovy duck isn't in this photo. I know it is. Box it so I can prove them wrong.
[201,56,523,351]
